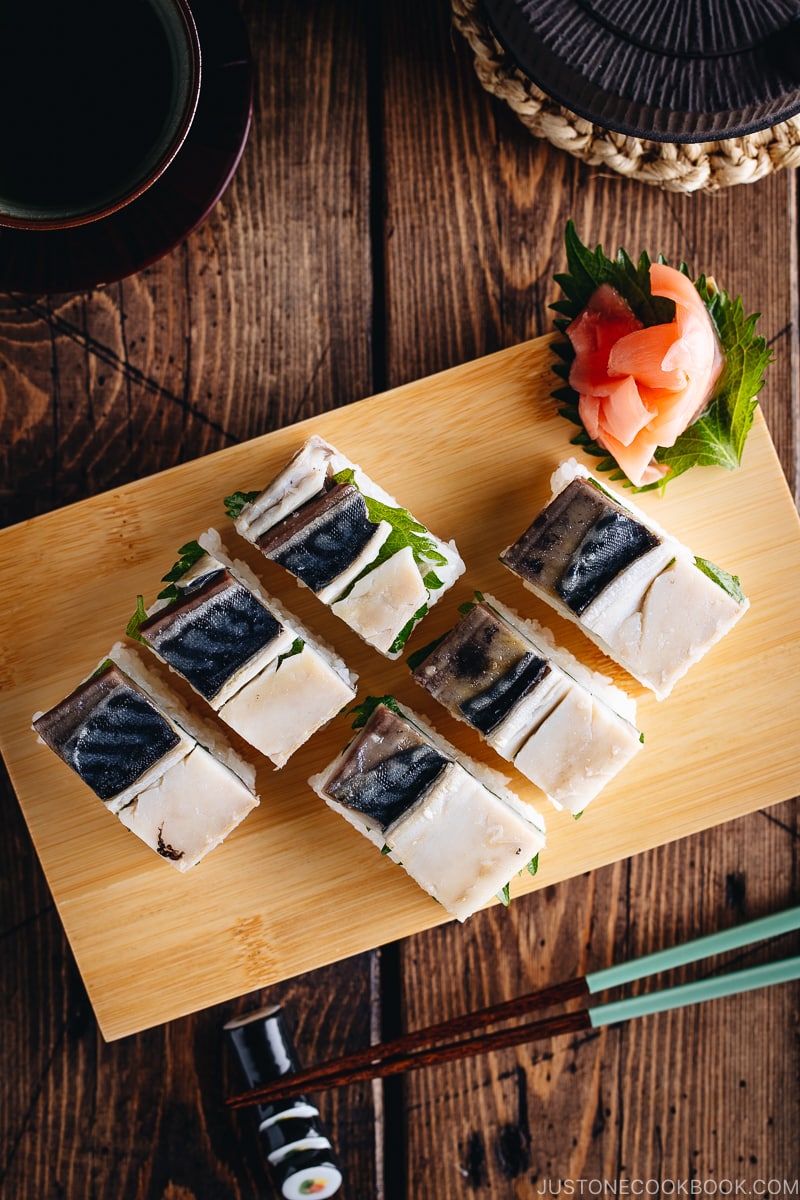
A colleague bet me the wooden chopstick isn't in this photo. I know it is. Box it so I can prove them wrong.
[226,1009,593,1109]
[225,978,590,1111]
[226,906,800,1110]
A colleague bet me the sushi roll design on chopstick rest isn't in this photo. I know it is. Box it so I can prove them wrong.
[32,643,259,871]
[225,1004,342,1200]
[225,435,465,658]
[309,697,546,921]
[410,594,642,814]
[501,459,750,700]
[127,530,357,768]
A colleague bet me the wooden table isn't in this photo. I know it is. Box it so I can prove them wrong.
[1,3,798,1197]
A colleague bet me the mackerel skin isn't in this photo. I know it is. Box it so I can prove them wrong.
[501,478,659,614]
[323,704,449,831]
[33,665,180,802]
[140,569,285,701]
[257,482,380,593]
[413,603,550,735]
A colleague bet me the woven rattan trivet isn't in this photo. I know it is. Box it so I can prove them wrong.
[451,0,800,193]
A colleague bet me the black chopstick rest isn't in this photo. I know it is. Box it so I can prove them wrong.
[224,1004,343,1199]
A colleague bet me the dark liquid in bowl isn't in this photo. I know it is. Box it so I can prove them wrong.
[0,0,175,214]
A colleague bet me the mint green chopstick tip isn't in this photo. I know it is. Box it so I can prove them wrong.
[585,905,800,994]
[588,955,800,1028]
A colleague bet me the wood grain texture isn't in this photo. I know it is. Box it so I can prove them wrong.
[382,3,800,1197]
[0,0,798,1196]
[0,0,374,527]
[2,338,797,1043]
[0,1,379,1195]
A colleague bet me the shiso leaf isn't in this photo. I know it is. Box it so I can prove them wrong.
[224,490,261,519]
[126,595,148,643]
[496,882,511,907]
[694,556,746,603]
[157,540,208,600]
[275,637,305,670]
[388,602,429,656]
[332,467,448,582]
[551,221,771,491]
[348,695,403,730]
[526,853,540,877]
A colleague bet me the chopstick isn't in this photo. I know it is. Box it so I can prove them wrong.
[225,905,800,1110]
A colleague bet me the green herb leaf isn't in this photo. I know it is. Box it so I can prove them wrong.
[496,882,511,907]
[458,589,485,617]
[388,602,428,656]
[380,843,392,856]
[275,637,305,670]
[556,220,675,328]
[526,853,539,877]
[126,595,148,643]
[348,695,403,729]
[332,467,448,578]
[87,658,114,681]
[651,280,771,488]
[224,490,261,519]
[693,556,746,603]
[423,571,443,591]
[406,633,447,672]
[156,540,209,601]
[552,222,771,491]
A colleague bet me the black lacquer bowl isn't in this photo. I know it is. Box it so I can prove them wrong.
[481,0,800,142]
[0,0,253,294]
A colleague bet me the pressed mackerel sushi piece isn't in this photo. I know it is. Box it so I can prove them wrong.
[117,744,259,872]
[319,701,449,847]
[411,601,553,735]
[501,476,662,615]
[501,459,749,698]
[218,643,356,768]
[310,699,546,920]
[513,687,639,813]
[412,595,641,812]
[135,532,357,765]
[138,566,295,708]
[256,482,389,597]
[32,661,194,814]
[385,761,546,922]
[230,435,465,657]
[330,544,428,657]
[234,435,338,543]
[32,644,259,868]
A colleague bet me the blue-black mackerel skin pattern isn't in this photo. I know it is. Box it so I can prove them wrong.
[327,743,449,832]
[145,580,284,701]
[62,686,181,801]
[267,487,379,593]
[460,652,550,734]
[556,508,659,614]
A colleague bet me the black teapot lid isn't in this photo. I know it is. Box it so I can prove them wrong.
[482,0,800,141]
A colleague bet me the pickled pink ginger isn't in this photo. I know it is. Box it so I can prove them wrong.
[566,264,723,486]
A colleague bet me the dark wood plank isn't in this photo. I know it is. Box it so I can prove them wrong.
[0,0,374,527]
[381,1,799,1195]
[2,0,799,1195]
[0,761,377,1198]
[0,2,378,1196]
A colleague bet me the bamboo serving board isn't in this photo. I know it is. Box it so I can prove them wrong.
[2,336,799,1041]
